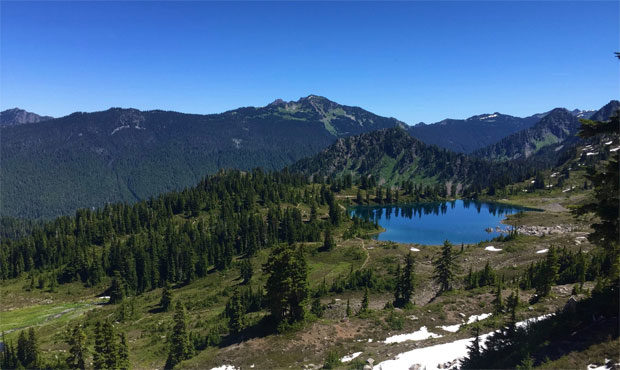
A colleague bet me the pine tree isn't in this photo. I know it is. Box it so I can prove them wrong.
[103,321,119,369]
[322,228,335,251]
[264,244,309,325]
[393,263,403,306]
[462,323,482,369]
[535,246,558,297]
[433,240,457,293]
[118,332,130,370]
[227,289,246,334]
[359,287,369,314]
[93,321,106,369]
[492,281,504,314]
[160,282,173,312]
[109,270,126,304]
[400,252,415,306]
[165,302,192,369]
[310,297,325,318]
[66,324,88,370]
[239,259,253,284]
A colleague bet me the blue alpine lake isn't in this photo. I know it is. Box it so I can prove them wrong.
[349,200,537,245]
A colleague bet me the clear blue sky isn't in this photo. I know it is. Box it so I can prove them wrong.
[1,1,618,124]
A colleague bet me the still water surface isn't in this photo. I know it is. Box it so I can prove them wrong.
[349,200,537,245]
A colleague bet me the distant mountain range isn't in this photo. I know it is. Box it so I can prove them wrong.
[0,95,401,218]
[0,108,53,126]
[1,97,616,219]
[473,101,619,161]
[407,108,597,154]
[408,113,541,153]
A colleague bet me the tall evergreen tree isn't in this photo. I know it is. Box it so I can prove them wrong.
[227,289,246,334]
[359,287,369,314]
[109,270,126,304]
[160,282,173,312]
[492,281,504,314]
[433,240,457,293]
[165,302,192,369]
[66,324,88,370]
[264,244,309,325]
[118,332,130,370]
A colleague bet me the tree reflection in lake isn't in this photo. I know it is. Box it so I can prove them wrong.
[349,200,537,245]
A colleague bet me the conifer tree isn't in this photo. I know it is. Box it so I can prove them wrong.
[310,297,325,318]
[118,332,130,370]
[93,321,106,369]
[264,244,308,325]
[393,263,403,305]
[66,324,88,369]
[400,252,415,306]
[160,282,173,312]
[359,287,369,314]
[109,270,126,304]
[227,289,246,334]
[346,299,352,317]
[462,323,482,369]
[165,302,192,369]
[535,246,558,297]
[492,281,504,314]
[322,228,335,251]
[433,240,457,293]
[239,259,253,284]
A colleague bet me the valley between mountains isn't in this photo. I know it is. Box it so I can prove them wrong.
[0,98,618,370]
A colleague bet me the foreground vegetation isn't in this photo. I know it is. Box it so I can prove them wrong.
[1,116,618,370]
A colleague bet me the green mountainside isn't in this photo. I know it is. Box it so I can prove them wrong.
[0,96,402,219]
[290,127,547,195]
[473,101,619,162]
[408,112,542,153]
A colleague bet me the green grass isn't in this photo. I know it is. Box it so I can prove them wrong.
[0,300,99,336]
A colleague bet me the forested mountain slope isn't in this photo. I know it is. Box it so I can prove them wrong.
[0,108,53,126]
[290,127,545,195]
[473,101,619,162]
[408,112,541,153]
[0,95,401,218]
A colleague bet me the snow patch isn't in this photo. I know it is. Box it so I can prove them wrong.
[605,141,613,145]
[383,326,442,344]
[586,152,599,156]
[467,313,492,324]
[437,324,461,333]
[374,314,552,370]
[210,366,237,370]
[610,146,620,152]
[410,247,420,252]
[536,249,549,254]
[485,246,502,252]
[341,352,363,362]
[479,114,498,120]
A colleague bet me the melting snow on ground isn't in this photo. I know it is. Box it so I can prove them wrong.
[410,247,420,252]
[587,359,615,370]
[467,313,492,324]
[605,141,613,145]
[586,152,599,156]
[437,324,461,333]
[383,326,442,344]
[484,246,502,252]
[341,352,363,362]
[374,314,553,370]
[536,249,549,254]
[437,313,492,333]
[210,366,237,370]
[611,147,620,152]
